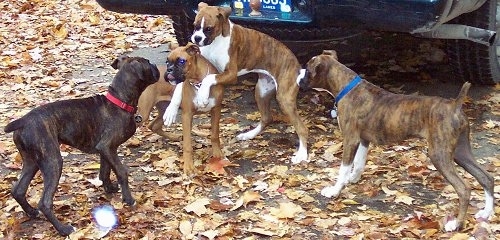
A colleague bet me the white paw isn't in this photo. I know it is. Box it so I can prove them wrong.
[194,89,210,107]
[475,209,492,220]
[163,105,178,127]
[444,218,458,232]
[236,124,262,141]
[348,173,362,183]
[321,186,340,198]
[194,75,215,107]
[236,132,253,141]
[291,149,308,164]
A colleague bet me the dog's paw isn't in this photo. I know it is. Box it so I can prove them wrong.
[475,209,493,220]
[57,224,76,236]
[163,106,178,127]
[444,217,459,232]
[195,74,216,107]
[183,162,196,177]
[236,124,262,141]
[194,89,210,107]
[103,183,119,193]
[25,208,40,218]
[123,198,136,206]
[291,149,308,164]
[321,186,340,198]
[348,173,362,183]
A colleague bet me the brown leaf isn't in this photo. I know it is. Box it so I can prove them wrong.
[269,202,304,219]
[230,190,262,211]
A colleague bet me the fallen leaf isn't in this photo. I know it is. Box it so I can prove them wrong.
[230,190,262,211]
[269,202,304,219]
[247,227,275,236]
[184,198,210,217]
[205,157,238,175]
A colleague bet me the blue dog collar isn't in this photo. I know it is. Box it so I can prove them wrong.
[335,75,362,104]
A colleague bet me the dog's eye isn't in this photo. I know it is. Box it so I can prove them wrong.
[205,27,212,33]
[177,58,186,65]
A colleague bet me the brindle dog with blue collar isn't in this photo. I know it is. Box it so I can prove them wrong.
[299,50,494,232]
[4,56,159,236]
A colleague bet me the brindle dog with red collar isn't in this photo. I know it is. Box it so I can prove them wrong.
[299,50,494,231]
[4,56,159,236]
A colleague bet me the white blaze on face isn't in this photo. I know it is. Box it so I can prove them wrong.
[191,17,207,46]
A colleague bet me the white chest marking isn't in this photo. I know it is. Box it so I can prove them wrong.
[200,21,233,72]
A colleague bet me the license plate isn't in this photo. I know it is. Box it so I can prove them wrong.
[233,0,292,13]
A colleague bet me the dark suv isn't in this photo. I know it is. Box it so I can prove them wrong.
[96,0,499,85]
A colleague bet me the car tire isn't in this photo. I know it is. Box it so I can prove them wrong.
[447,0,500,84]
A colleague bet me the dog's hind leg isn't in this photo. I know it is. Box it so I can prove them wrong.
[321,138,358,198]
[453,128,494,220]
[37,153,75,236]
[428,141,470,231]
[274,75,309,164]
[149,101,182,140]
[12,149,40,218]
[349,140,370,183]
[237,74,276,141]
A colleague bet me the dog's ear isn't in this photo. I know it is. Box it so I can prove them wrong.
[218,6,232,37]
[322,50,338,60]
[111,55,129,70]
[169,42,179,51]
[186,43,201,56]
[198,2,209,11]
[308,57,325,78]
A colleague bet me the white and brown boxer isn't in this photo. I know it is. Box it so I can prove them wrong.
[163,43,223,175]
[299,50,494,231]
[168,2,309,164]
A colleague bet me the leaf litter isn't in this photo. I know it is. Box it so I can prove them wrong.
[1,0,499,239]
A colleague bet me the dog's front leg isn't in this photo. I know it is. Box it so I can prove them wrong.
[349,141,370,183]
[163,82,183,127]
[195,68,238,107]
[99,147,135,206]
[99,155,119,193]
[210,87,224,159]
[321,163,351,198]
[195,74,217,107]
[321,140,358,198]
[181,105,196,176]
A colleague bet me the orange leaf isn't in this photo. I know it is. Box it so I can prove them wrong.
[205,157,238,175]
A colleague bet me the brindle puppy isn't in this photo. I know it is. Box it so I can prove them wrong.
[4,56,159,236]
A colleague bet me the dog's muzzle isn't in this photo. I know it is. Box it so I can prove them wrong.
[165,62,184,85]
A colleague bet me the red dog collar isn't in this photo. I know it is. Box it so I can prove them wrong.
[105,92,135,113]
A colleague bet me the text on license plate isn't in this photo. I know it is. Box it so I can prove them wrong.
[233,0,292,13]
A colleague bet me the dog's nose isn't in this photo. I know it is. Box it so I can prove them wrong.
[194,36,202,44]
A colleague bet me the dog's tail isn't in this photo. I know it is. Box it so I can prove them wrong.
[454,82,471,110]
[4,118,25,133]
